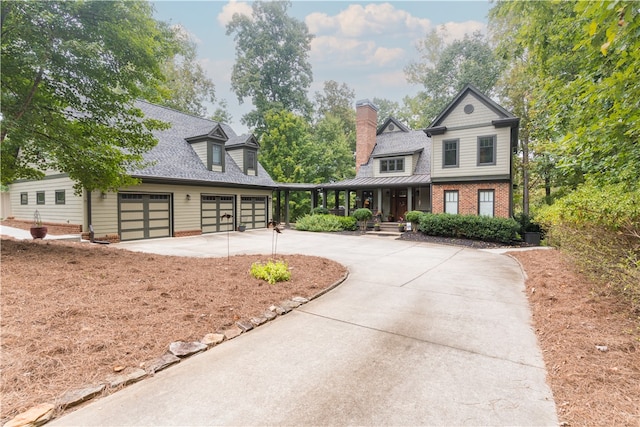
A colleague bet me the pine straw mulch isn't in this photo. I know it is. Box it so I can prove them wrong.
[1,226,639,426]
[508,250,639,427]
[0,237,346,424]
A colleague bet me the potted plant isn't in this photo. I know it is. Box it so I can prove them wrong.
[237,223,246,232]
[30,210,48,239]
[353,208,373,231]
[373,219,381,231]
[397,222,405,232]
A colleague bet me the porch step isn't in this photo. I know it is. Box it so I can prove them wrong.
[366,231,403,237]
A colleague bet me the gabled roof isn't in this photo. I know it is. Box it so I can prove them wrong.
[356,129,431,179]
[185,124,229,144]
[377,117,410,135]
[131,101,276,188]
[427,83,514,129]
[226,134,260,149]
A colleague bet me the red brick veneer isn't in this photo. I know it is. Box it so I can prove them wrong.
[431,182,511,218]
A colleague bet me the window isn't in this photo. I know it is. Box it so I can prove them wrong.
[443,139,459,167]
[379,158,405,173]
[211,143,222,165]
[20,192,28,205]
[478,190,494,217]
[478,135,496,165]
[245,150,257,174]
[444,190,458,214]
[55,190,65,205]
[36,191,45,205]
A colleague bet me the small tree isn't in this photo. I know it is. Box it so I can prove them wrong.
[352,208,373,232]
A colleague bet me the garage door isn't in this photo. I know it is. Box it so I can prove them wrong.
[240,196,267,229]
[118,193,171,241]
[201,195,235,233]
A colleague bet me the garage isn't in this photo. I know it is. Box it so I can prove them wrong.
[118,193,171,241]
[240,196,267,229]
[201,195,235,233]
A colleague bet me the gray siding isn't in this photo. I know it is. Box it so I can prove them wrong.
[9,176,83,225]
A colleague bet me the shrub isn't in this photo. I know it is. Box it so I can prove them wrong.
[513,212,544,239]
[537,182,640,312]
[337,215,358,231]
[404,210,423,225]
[250,260,291,285]
[417,213,520,244]
[310,206,330,215]
[352,208,373,231]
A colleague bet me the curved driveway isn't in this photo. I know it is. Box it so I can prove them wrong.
[52,230,557,426]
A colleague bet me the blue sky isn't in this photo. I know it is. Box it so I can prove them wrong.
[152,1,492,134]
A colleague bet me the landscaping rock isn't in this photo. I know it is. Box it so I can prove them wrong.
[222,326,242,340]
[169,341,207,358]
[202,333,225,346]
[145,353,180,374]
[262,310,277,321]
[105,368,147,388]
[270,304,286,315]
[286,299,303,308]
[279,301,296,313]
[236,320,254,332]
[291,296,309,304]
[57,384,106,408]
[250,316,268,326]
[3,403,54,427]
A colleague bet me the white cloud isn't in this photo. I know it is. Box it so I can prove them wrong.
[437,21,487,43]
[306,3,431,38]
[217,0,252,27]
[372,47,405,67]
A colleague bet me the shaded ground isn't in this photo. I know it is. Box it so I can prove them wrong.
[1,224,639,426]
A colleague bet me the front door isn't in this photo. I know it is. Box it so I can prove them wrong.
[392,189,408,221]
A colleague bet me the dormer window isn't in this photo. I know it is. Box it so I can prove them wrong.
[208,142,225,172]
[245,150,257,175]
[380,157,404,173]
[211,143,222,166]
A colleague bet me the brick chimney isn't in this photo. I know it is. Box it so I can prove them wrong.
[355,99,378,174]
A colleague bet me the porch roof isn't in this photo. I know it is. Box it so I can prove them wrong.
[320,174,431,189]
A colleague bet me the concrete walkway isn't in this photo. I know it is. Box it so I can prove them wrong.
[30,229,557,426]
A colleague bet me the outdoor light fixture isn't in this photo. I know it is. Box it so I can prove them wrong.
[186,194,191,201]
[100,192,107,199]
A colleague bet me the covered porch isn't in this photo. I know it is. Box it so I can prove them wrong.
[319,176,432,222]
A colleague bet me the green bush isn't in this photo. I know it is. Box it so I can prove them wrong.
[404,210,423,225]
[352,208,373,231]
[310,206,330,215]
[337,215,358,231]
[250,260,291,285]
[513,212,544,239]
[537,182,639,312]
[417,213,520,244]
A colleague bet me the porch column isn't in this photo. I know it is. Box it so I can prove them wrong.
[334,190,340,210]
[275,190,281,222]
[284,190,290,226]
[345,189,351,216]
[322,189,328,209]
[310,189,316,211]
[407,186,413,212]
[377,187,383,215]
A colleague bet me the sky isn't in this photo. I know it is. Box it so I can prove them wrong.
[152,1,492,134]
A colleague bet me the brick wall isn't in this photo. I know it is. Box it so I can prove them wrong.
[431,182,511,218]
[355,100,378,173]
[174,229,202,238]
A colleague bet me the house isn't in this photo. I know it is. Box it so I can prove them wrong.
[7,101,276,241]
[320,84,519,219]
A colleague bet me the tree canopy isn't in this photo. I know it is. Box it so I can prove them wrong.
[1,0,178,192]
[405,30,504,123]
[148,26,217,118]
[226,0,313,133]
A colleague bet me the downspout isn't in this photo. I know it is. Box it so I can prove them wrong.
[86,189,92,233]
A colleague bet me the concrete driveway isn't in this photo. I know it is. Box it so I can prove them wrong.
[51,229,557,426]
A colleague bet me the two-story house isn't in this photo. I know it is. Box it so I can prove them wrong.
[7,101,277,241]
[321,84,519,219]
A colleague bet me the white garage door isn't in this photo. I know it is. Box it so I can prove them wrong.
[201,195,235,233]
[118,193,171,241]
[240,196,267,229]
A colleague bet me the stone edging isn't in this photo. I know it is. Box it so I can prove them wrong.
[3,271,350,427]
